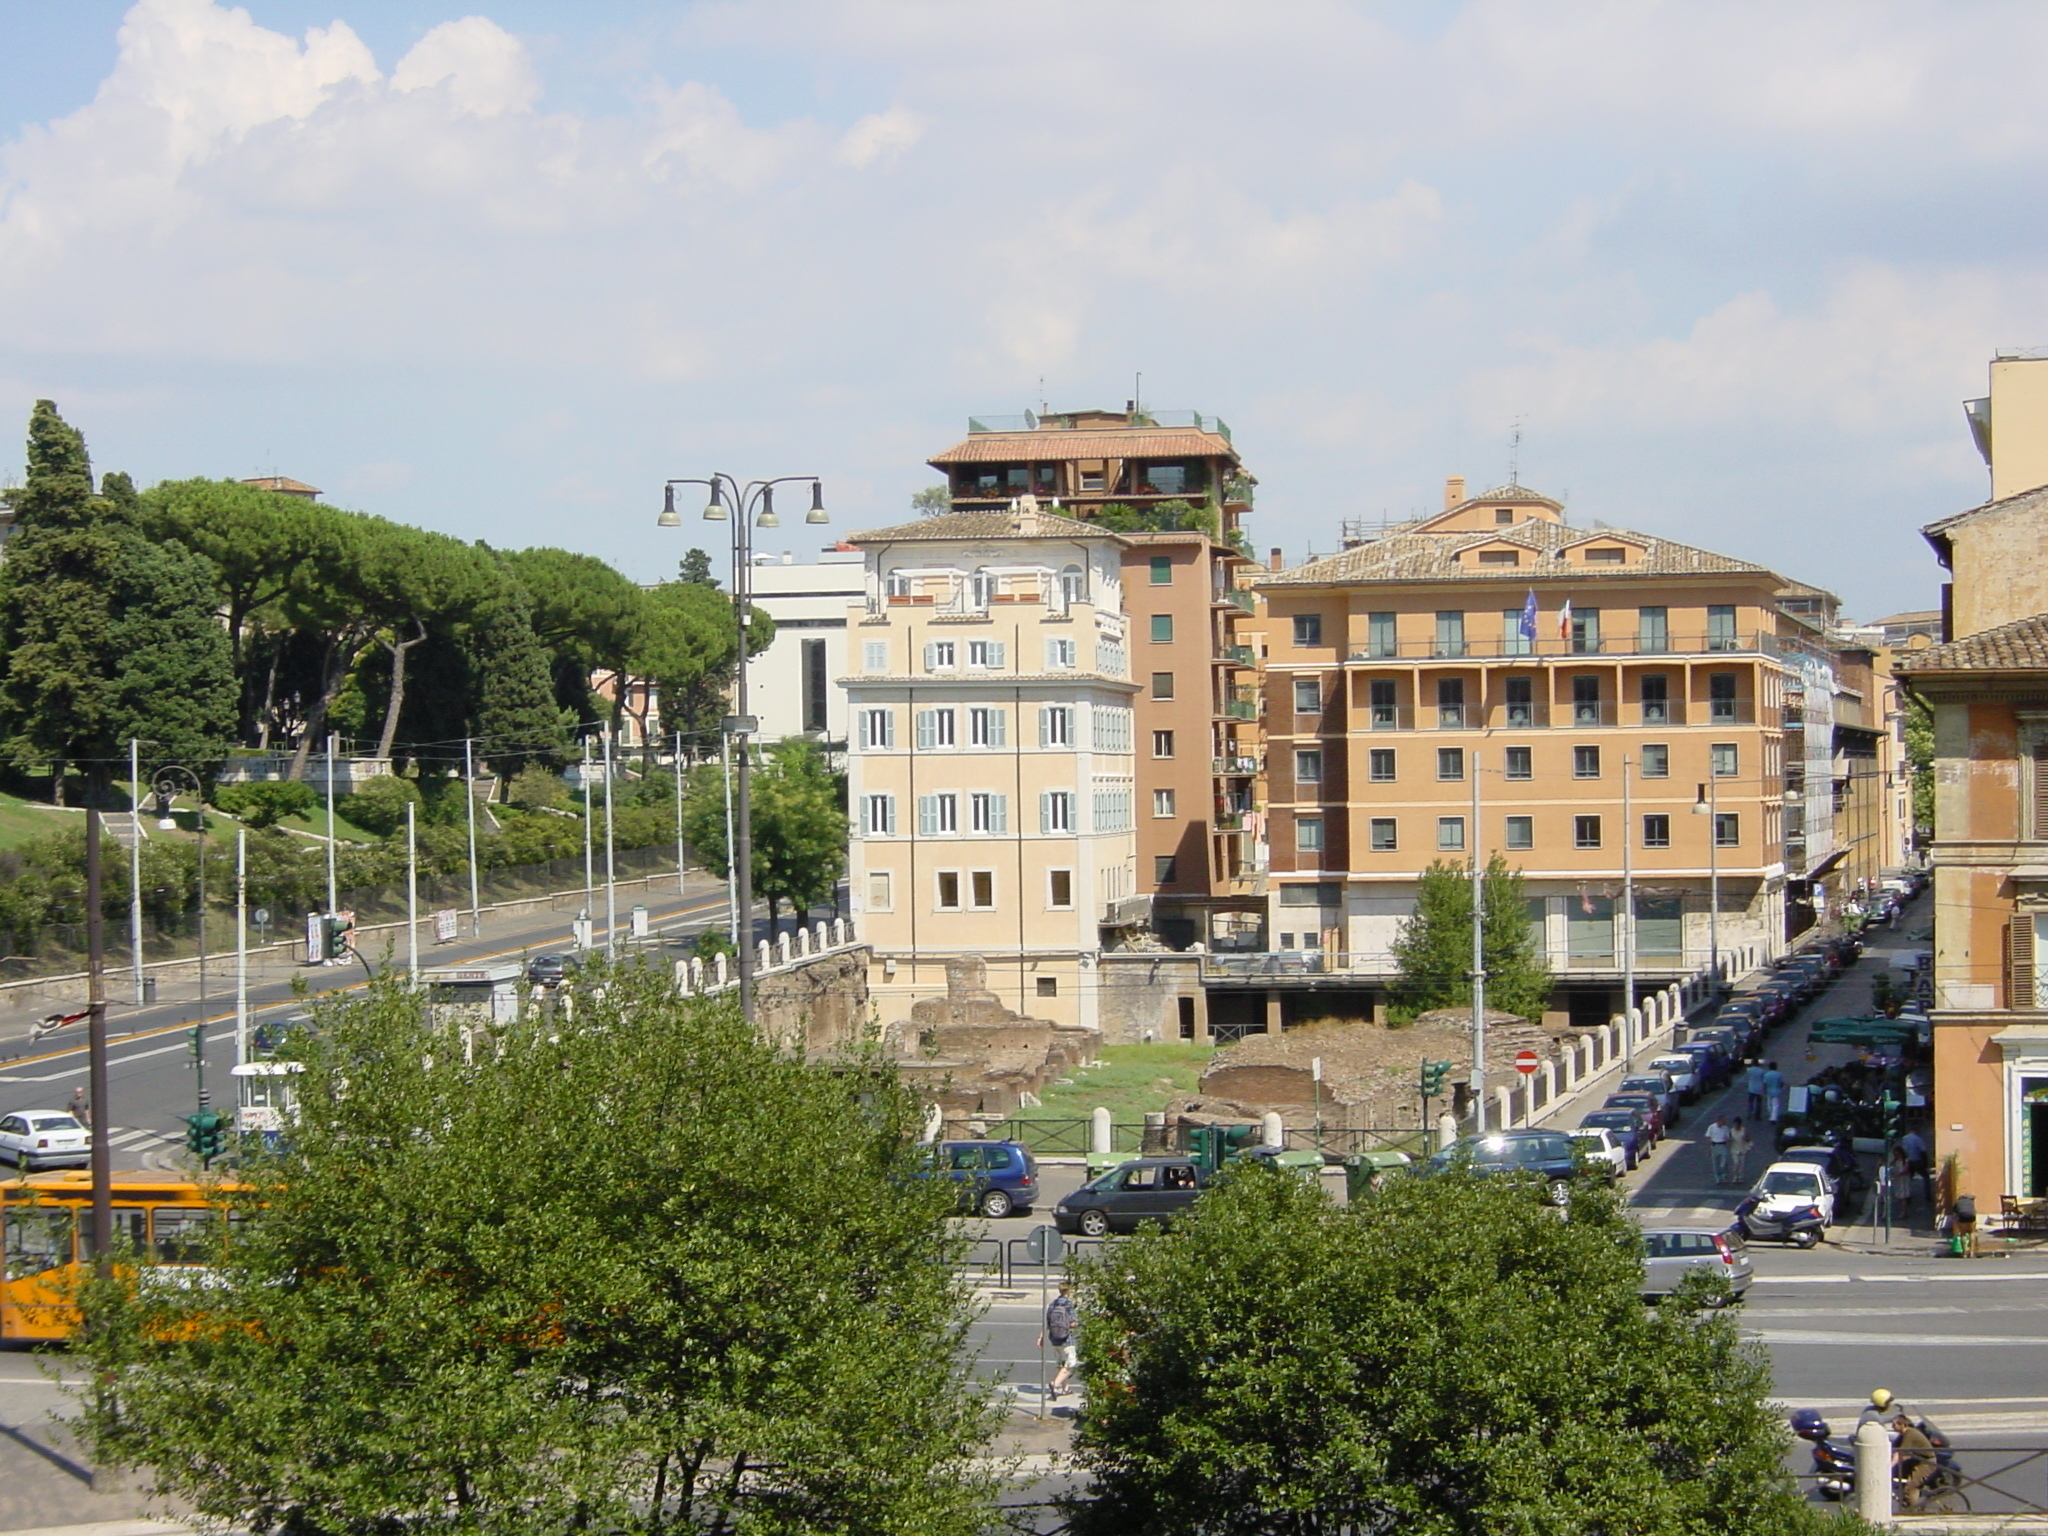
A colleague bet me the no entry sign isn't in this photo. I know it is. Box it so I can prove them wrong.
[1514,1048,1541,1076]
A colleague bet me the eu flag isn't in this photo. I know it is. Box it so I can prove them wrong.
[1518,589,1538,643]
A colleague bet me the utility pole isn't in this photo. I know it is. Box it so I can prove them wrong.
[722,731,738,947]
[324,734,339,926]
[405,799,419,986]
[85,809,111,1271]
[463,737,481,938]
[581,734,595,939]
[235,826,249,1071]
[1470,749,1486,1133]
[129,738,143,1005]
[1623,754,1636,1048]
[603,727,618,956]
[674,728,687,897]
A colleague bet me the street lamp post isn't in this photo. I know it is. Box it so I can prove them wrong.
[1693,778,1720,984]
[152,764,207,999]
[659,473,827,1023]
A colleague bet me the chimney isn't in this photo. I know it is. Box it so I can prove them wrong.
[1268,547,1284,572]
[1444,475,1466,509]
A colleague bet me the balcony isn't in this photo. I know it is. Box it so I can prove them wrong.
[1343,631,1783,661]
[1217,644,1257,667]
[1501,703,1551,729]
[1216,588,1258,614]
[1213,755,1261,776]
[1220,686,1261,721]
[1213,812,1248,832]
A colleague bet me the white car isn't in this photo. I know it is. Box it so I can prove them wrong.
[1749,1161,1838,1227]
[1570,1128,1629,1180]
[1646,1053,1701,1101]
[0,1109,92,1171]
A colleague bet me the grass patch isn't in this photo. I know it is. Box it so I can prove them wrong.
[1010,1041,1217,1125]
[0,789,86,851]
[267,807,385,843]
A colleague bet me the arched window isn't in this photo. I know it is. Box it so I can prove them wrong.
[970,568,996,609]
[1059,564,1086,608]
[885,569,913,599]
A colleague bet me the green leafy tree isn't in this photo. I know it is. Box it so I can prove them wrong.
[1069,1166,1847,1536]
[911,484,952,516]
[677,547,717,587]
[1387,854,1552,1024]
[501,546,646,729]
[70,968,997,1534]
[337,774,423,836]
[469,582,565,785]
[212,780,318,829]
[0,402,236,799]
[1903,690,1934,847]
[751,738,848,929]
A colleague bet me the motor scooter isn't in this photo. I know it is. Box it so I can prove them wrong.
[1789,1410,1969,1511]
[1736,1193,1825,1248]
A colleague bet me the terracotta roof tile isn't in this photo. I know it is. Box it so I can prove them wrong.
[928,429,1236,465]
[1893,611,2048,674]
[1251,520,1782,587]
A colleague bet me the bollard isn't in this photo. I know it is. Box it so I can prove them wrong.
[1089,1106,1111,1157]
[1855,1420,1892,1525]
[1261,1110,1285,1148]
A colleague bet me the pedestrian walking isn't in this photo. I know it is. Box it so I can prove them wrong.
[1744,1059,1766,1120]
[1729,1116,1751,1182]
[1951,1193,1978,1259]
[1705,1115,1732,1183]
[1900,1127,1931,1203]
[1040,1282,1080,1400]
[69,1085,89,1128]
[1762,1061,1786,1124]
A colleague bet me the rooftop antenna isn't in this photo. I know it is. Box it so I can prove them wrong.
[1134,372,1142,417]
[1508,417,1524,486]
[1039,376,1047,417]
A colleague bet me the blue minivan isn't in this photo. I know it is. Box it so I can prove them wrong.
[924,1140,1039,1218]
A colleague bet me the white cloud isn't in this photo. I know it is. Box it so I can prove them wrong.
[836,106,923,168]
[390,17,540,118]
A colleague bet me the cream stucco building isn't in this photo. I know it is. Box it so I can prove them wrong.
[845,506,1142,1031]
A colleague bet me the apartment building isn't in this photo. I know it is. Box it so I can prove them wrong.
[744,546,865,748]
[843,505,1140,1032]
[925,406,1265,953]
[1247,480,1807,1030]
[1895,349,2048,1202]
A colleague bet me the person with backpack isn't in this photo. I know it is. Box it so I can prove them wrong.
[1040,1281,1079,1400]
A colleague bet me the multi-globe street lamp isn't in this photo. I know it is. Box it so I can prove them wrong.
[151,763,209,999]
[659,473,826,1022]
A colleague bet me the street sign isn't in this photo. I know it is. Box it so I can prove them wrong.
[434,908,459,944]
[252,906,271,931]
[1026,1224,1063,1264]
[1514,1048,1541,1076]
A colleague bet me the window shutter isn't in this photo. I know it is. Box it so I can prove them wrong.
[918,796,937,837]
[916,710,935,750]
[879,795,895,834]
[1039,707,1051,748]
[2035,746,2048,839]
[989,794,1008,834]
[987,641,1006,669]
[1040,792,1053,833]
[988,709,1006,748]
[2012,917,2038,1008]
[882,711,895,748]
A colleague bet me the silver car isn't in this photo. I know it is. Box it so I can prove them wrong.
[1646,1052,1701,1101]
[1640,1223,1752,1302]
[0,1109,92,1171]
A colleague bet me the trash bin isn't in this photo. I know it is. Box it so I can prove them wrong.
[142,975,158,1004]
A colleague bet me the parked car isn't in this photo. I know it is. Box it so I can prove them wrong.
[0,1109,91,1171]
[1672,1039,1733,1092]
[1053,1156,1208,1236]
[525,952,582,987]
[1640,1222,1753,1302]
[921,1139,1039,1219]
[1746,1159,1839,1230]
[1570,1128,1629,1181]
[1646,1052,1702,1101]
[1577,1109,1647,1169]
[1426,1131,1581,1202]
[1618,1071,1682,1127]
[1604,1092,1666,1145]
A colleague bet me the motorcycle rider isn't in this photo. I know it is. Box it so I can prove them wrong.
[1892,1412,1936,1508]
[1856,1388,1897,1429]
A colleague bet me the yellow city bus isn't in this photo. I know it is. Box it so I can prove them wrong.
[0,1171,239,1342]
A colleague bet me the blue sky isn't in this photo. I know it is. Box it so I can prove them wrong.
[3,0,2045,616]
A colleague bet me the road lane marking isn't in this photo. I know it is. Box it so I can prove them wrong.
[1744,1328,2048,1345]
[1755,1271,2048,1285]
[1742,1304,2048,1317]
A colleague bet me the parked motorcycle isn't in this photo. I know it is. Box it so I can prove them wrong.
[1789,1410,1970,1512]
[1735,1192,1826,1247]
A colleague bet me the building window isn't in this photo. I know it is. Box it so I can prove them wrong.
[1290,677,1319,715]
[970,871,995,909]
[1709,673,1738,723]
[1477,549,1518,566]
[936,871,961,910]
[924,640,956,672]
[1637,607,1668,654]
[801,638,828,731]
[1435,610,1466,658]
[1711,742,1738,777]
[1040,706,1073,747]
[1295,749,1323,784]
[1707,604,1739,652]
[1573,745,1601,779]
[1061,564,1087,606]
[1041,791,1074,832]
[1145,555,1171,586]
[1046,638,1077,670]
[1153,788,1176,818]
[1572,674,1601,726]
[1640,672,1669,724]
[1154,855,1178,883]
[1047,869,1073,908]
[915,708,957,749]
[1370,818,1397,851]
[1585,546,1625,564]
[1151,671,1175,700]
[1505,815,1533,850]
[1368,611,1397,657]
[1438,747,1465,781]
[967,639,1006,670]
[1368,748,1396,781]
[1152,730,1175,758]
[1279,882,1340,907]
[1504,675,1535,727]
[1297,816,1325,852]
[865,871,892,911]
[1369,678,1397,729]
[1151,613,1174,643]
[1504,746,1532,780]
[918,793,959,835]
[1714,812,1740,848]
[860,708,894,749]
[862,640,888,673]
[969,707,1006,748]
[1642,814,1670,848]
[1494,507,1513,525]
[1570,607,1601,654]
[860,794,896,835]
[1437,676,1465,729]
[1641,743,1669,778]
[1293,613,1322,647]
[885,569,914,599]
[1036,976,1058,997]
[1574,815,1602,849]
[1502,610,1531,657]
[1437,816,1466,852]
[969,792,1009,834]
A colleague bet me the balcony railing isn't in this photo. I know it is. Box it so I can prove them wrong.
[1218,644,1256,667]
[1342,631,1782,661]
[1213,755,1261,775]
[1217,588,1258,613]
[1222,695,1260,720]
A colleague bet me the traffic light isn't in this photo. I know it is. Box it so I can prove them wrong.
[1881,1093,1902,1141]
[188,1023,204,1060]
[184,1109,228,1168]
[1419,1060,1452,1098]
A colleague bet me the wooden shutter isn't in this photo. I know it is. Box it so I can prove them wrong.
[2010,916,2037,1008]
[2034,746,2048,840]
